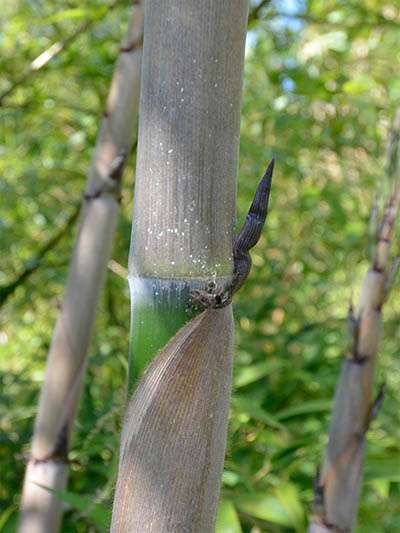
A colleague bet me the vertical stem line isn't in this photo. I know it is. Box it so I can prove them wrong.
[309,112,400,533]
[18,4,144,532]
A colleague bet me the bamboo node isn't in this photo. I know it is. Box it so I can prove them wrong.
[84,149,128,202]
[348,350,369,364]
[120,41,142,54]
[108,149,128,183]
[191,281,232,309]
[384,256,400,298]
[366,383,385,428]
[347,300,359,350]
[28,452,69,466]
[312,473,324,508]
[310,513,350,533]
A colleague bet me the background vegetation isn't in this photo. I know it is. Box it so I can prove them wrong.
[1,0,399,531]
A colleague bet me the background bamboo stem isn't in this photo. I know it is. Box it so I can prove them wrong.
[309,111,400,533]
[18,4,144,532]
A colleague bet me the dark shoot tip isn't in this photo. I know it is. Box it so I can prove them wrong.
[248,158,275,222]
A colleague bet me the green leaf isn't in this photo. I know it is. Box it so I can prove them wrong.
[234,360,283,388]
[343,75,375,96]
[369,479,391,499]
[235,493,293,528]
[40,8,103,24]
[275,400,332,421]
[235,485,305,532]
[216,500,242,533]
[35,485,110,530]
[364,454,400,482]
[0,506,15,532]
[222,470,242,487]
[275,483,306,532]
[231,397,286,431]
[301,31,348,59]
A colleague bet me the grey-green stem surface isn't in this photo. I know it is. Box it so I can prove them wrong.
[128,0,249,386]
[114,1,249,531]
[18,5,144,532]
[309,111,400,533]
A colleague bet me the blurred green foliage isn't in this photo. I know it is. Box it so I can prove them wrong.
[1,0,399,531]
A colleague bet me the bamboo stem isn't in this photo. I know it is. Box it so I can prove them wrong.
[112,1,249,530]
[128,0,248,386]
[18,5,144,532]
[309,113,400,532]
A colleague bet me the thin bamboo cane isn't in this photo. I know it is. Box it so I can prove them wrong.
[112,1,249,530]
[18,4,144,532]
[309,112,400,533]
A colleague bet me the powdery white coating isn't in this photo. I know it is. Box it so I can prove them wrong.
[129,0,249,279]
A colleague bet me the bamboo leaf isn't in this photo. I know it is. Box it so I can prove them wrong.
[216,500,242,533]
[275,400,332,421]
[222,470,243,488]
[364,454,400,482]
[236,485,305,531]
[41,9,99,24]
[36,486,110,529]
[231,396,286,431]
[235,493,294,528]
[275,483,306,532]
[234,360,283,388]
[0,506,16,532]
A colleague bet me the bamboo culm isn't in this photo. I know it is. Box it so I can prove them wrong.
[18,4,144,532]
[309,113,400,532]
[112,1,249,530]
[127,0,249,385]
